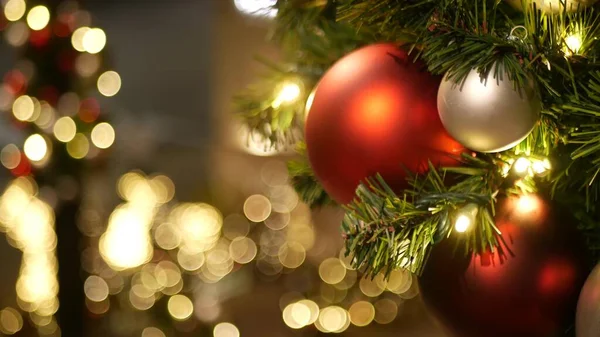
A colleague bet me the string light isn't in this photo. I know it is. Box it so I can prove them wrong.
[454,203,478,233]
[91,123,116,149]
[564,33,583,56]
[272,81,302,109]
[513,157,531,176]
[532,158,551,175]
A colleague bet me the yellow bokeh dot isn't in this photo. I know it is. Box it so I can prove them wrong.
[84,275,109,302]
[167,295,193,321]
[142,327,166,337]
[373,299,398,324]
[386,268,412,294]
[66,133,90,159]
[349,301,375,327]
[1,144,21,170]
[82,28,106,54]
[4,0,26,22]
[318,306,348,333]
[243,194,271,222]
[359,274,386,297]
[282,303,304,329]
[177,249,205,272]
[23,133,47,162]
[12,95,34,121]
[278,242,306,269]
[72,27,91,52]
[91,122,115,149]
[0,308,23,335]
[319,258,346,285]
[154,223,180,250]
[213,322,240,337]
[297,300,319,325]
[229,237,257,264]
[26,5,50,31]
[53,116,77,142]
[97,71,122,97]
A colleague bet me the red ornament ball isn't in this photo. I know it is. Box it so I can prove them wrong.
[419,195,589,337]
[305,44,464,204]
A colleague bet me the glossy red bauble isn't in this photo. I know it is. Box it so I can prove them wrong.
[419,195,589,337]
[305,44,464,204]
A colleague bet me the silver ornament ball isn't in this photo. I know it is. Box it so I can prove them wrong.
[506,0,598,13]
[577,264,600,337]
[437,65,541,153]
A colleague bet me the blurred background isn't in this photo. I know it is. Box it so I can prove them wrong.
[0,1,444,336]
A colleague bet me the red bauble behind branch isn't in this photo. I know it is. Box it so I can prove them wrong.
[419,195,589,337]
[305,43,464,204]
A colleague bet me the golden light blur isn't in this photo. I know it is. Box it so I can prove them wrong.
[167,295,193,321]
[66,133,90,159]
[142,327,166,337]
[278,242,305,268]
[23,134,48,162]
[0,308,23,335]
[373,299,398,324]
[12,95,34,121]
[84,275,109,302]
[386,268,412,294]
[35,102,56,130]
[319,258,346,285]
[177,249,205,271]
[4,0,26,21]
[82,28,107,54]
[154,223,181,250]
[100,203,154,270]
[213,322,240,337]
[359,274,386,297]
[317,306,350,333]
[1,144,21,170]
[71,27,90,52]
[243,194,271,222]
[53,116,77,142]
[5,21,29,47]
[97,71,122,97]
[91,122,116,149]
[26,5,50,31]
[222,214,250,240]
[272,81,302,109]
[564,33,583,56]
[0,178,58,323]
[229,237,257,264]
[349,301,375,327]
[75,53,101,77]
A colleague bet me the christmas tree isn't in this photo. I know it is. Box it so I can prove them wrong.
[236,1,600,336]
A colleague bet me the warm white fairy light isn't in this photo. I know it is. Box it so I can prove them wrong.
[513,157,531,175]
[564,33,583,56]
[454,204,478,234]
[272,81,302,109]
[532,158,551,175]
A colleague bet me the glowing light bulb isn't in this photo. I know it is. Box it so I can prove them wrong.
[564,34,583,56]
[272,81,302,108]
[26,6,50,31]
[454,215,471,233]
[532,158,551,175]
[513,157,531,176]
[454,204,478,233]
